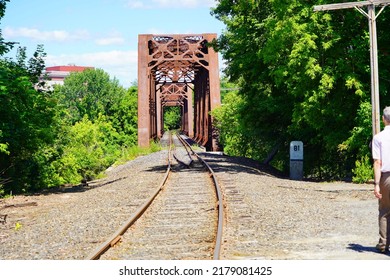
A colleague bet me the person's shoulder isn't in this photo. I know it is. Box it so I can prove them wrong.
[382,126,390,135]
[374,127,390,140]
[373,130,385,141]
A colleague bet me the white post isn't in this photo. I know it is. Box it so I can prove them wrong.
[290,141,304,180]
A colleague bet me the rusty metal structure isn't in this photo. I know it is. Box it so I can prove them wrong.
[138,33,221,151]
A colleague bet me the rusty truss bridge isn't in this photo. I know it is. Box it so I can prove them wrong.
[138,34,221,151]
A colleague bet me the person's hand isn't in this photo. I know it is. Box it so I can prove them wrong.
[374,184,382,199]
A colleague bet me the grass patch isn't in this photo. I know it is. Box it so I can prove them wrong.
[114,141,163,166]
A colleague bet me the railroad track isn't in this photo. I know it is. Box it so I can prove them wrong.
[87,132,224,260]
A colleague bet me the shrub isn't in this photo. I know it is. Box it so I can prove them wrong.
[352,155,373,183]
[44,115,121,186]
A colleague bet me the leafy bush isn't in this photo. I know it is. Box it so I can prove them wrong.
[0,46,58,194]
[114,140,162,166]
[45,115,121,186]
[163,106,181,131]
[0,4,144,195]
[210,1,390,181]
[352,155,373,184]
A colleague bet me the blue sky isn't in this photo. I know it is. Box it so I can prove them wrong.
[1,0,225,87]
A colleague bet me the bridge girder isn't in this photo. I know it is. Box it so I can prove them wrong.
[138,34,221,151]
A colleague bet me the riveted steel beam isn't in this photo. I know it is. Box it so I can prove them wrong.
[138,34,221,150]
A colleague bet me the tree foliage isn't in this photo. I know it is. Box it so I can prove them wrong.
[0,46,58,193]
[55,69,121,123]
[0,2,142,195]
[211,0,390,180]
[0,0,14,55]
[163,106,181,131]
[42,70,139,187]
[53,68,138,147]
[43,115,121,186]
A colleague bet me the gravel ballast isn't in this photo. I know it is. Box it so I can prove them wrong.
[0,151,388,260]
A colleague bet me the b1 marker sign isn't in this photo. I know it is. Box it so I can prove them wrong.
[290,141,303,180]
[290,141,303,160]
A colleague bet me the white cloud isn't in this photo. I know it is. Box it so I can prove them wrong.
[126,0,146,8]
[45,50,138,87]
[3,27,89,42]
[5,27,125,47]
[95,36,125,46]
[154,0,216,8]
[95,30,126,46]
[125,0,216,9]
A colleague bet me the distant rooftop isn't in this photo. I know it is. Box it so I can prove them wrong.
[42,65,95,87]
[46,65,94,72]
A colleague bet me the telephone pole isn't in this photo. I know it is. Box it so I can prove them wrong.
[313,0,390,136]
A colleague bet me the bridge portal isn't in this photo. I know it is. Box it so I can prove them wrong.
[138,34,221,151]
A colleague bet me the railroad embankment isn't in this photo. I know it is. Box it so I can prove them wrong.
[0,151,388,260]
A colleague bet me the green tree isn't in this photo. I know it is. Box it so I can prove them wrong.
[0,0,11,162]
[163,106,181,131]
[54,68,123,124]
[54,68,139,146]
[109,85,138,146]
[0,2,142,194]
[211,0,390,180]
[211,88,246,156]
[43,115,121,186]
[0,0,14,56]
[0,45,58,193]
[43,69,140,187]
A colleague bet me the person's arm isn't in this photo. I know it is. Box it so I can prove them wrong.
[374,159,382,199]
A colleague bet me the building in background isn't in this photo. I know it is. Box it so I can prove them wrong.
[43,65,94,87]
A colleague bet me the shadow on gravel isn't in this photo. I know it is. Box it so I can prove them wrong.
[144,165,170,173]
[347,243,390,257]
[198,152,288,178]
[33,177,128,196]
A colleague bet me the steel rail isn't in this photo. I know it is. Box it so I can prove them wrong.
[176,133,224,260]
[86,133,173,260]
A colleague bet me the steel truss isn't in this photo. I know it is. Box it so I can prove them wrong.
[138,34,221,151]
